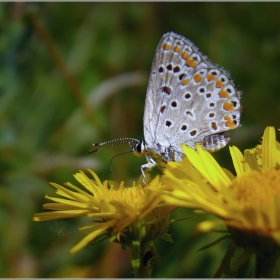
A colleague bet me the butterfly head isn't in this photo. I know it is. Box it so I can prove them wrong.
[130,140,146,157]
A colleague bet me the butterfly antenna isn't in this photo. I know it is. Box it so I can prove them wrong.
[109,150,134,183]
[89,137,140,153]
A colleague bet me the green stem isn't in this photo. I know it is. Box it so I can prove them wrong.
[255,250,280,278]
[213,241,237,278]
[131,241,156,278]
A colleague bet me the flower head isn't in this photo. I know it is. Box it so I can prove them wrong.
[33,169,174,255]
[159,127,280,249]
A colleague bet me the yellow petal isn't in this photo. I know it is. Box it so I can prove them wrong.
[244,149,259,172]
[196,144,231,188]
[229,146,245,176]
[262,126,276,169]
[33,209,91,221]
[70,220,116,254]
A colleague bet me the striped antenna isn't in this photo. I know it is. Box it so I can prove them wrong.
[89,137,142,153]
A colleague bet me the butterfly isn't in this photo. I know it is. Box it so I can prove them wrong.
[91,32,242,184]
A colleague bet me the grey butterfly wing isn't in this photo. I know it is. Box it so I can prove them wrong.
[143,32,241,157]
[143,32,211,148]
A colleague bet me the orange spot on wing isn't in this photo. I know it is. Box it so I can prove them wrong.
[219,89,230,98]
[224,116,236,128]
[181,79,190,85]
[193,74,203,83]
[216,79,225,88]
[181,51,189,59]
[223,101,234,111]
[206,74,215,81]
[173,45,181,53]
[186,59,197,68]
[163,43,170,50]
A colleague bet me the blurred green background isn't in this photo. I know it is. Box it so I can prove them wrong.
[1,2,280,277]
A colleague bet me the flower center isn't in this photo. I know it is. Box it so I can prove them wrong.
[229,169,280,209]
[107,182,146,210]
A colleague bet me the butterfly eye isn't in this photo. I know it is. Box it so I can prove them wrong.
[132,141,145,157]
[136,142,142,153]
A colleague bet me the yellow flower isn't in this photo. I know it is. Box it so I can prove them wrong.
[33,169,174,262]
[160,126,280,248]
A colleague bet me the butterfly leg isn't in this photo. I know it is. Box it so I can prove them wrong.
[140,155,157,185]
